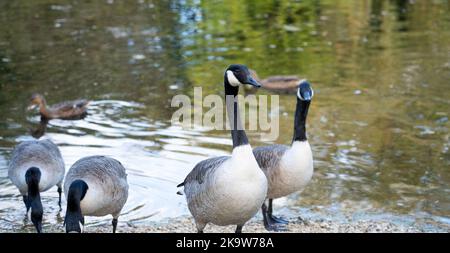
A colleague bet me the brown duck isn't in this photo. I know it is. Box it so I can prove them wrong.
[244,69,304,94]
[28,93,90,120]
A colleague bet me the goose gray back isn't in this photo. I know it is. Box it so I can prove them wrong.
[64,155,129,233]
[253,80,314,231]
[177,64,268,233]
[8,139,65,233]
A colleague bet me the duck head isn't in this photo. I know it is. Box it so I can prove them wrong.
[28,93,45,110]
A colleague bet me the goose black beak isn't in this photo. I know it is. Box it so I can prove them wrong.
[35,221,42,233]
[246,76,262,88]
[31,211,43,233]
[302,91,312,101]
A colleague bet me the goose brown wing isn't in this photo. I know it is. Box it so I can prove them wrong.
[253,144,289,173]
[177,156,229,187]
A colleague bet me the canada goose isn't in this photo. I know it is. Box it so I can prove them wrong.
[245,69,303,94]
[177,64,268,233]
[64,156,128,233]
[253,80,314,231]
[28,93,89,120]
[8,139,65,233]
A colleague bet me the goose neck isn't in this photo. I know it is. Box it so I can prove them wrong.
[65,180,88,233]
[292,98,311,142]
[226,93,249,148]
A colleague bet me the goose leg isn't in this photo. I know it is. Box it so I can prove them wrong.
[112,218,118,233]
[268,199,288,224]
[57,185,62,209]
[262,202,287,231]
[235,225,243,233]
[196,221,206,233]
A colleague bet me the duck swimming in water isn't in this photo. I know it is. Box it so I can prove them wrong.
[28,93,89,120]
[244,69,304,95]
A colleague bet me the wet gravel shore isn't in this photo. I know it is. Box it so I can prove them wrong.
[107,217,441,233]
[6,216,446,233]
[0,217,450,233]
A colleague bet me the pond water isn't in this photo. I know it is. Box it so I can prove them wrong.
[0,0,449,232]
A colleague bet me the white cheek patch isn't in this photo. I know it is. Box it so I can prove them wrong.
[226,70,242,87]
[297,79,306,100]
[297,88,306,100]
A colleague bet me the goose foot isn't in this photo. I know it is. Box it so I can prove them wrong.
[269,214,289,225]
[264,222,287,232]
[235,225,243,233]
[268,199,288,224]
[262,203,288,232]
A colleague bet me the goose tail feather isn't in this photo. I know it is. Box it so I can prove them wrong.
[176,182,184,195]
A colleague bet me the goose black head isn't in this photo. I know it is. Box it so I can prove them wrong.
[64,180,88,233]
[25,167,43,233]
[225,64,262,88]
[297,80,314,101]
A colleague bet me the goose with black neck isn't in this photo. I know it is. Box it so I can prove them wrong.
[253,80,314,231]
[177,64,268,233]
[8,139,65,233]
[64,156,129,233]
